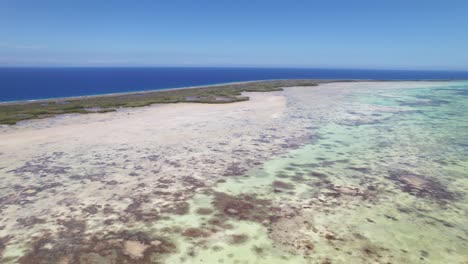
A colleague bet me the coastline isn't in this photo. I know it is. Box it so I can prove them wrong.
[0,78,459,106]
[0,79,459,125]
[1,81,466,263]
[0,79,334,125]
[0,79,267,105]
[0,79,346,105]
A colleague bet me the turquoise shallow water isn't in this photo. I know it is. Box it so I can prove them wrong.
[0,81,467,264]
[164,81,468,263]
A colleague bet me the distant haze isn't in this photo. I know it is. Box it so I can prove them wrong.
[1,0,468,70]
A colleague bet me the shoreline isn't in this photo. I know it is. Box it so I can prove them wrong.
[0,79,337,125]
[1,81,467,263]
[0,79,460,125]
[0,79,268,106]
[0,78,459,106]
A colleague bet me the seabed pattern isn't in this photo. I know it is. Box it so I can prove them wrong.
[0,81,467,264]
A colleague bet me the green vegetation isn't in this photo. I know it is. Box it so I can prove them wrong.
[0,79,344,125]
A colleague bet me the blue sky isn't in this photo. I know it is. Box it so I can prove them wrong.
[1,0,468,70]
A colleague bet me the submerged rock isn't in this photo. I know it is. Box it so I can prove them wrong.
[387,170,458,203]
[18,231,176,264]
[212,192,277,223]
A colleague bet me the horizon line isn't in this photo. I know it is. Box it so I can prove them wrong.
[1,66,468,73]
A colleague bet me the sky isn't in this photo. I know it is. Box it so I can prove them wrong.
[1,0,468,70]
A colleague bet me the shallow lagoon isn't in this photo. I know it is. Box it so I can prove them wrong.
[164,82,468,263]
[0,81,467,263]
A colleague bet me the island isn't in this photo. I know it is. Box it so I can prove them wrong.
[0,80,467,264]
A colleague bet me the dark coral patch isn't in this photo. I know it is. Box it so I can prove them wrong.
[182,228,211,238]
[212,192,277,223]
[387,170,458,203]
[228,234,249,245]
[18,231,176,264]
[223,163,247,177]
[309,171,328,179]
[16,216,45,227]
[252,245,264,255]
[348,166,371,173]
[272,181,294,190]
[0,182,64,208]
[207,217,234,230]
[82,204,100,214]
[8,152,70,178]
[181,176,206,190]
[0,183,63,210]
[0,235,12,258]
[160,201,190,215]
[123,195,160,222]
[359,243,389,260]
[291,174,305,183]
[196,208,213,215]
[299,239,315,253]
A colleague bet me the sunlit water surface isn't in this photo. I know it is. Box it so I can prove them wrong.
[165,82,468,263]
[0,81,467,264]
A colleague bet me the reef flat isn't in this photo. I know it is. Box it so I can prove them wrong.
[0,81,467,263]
[0,79,346,125]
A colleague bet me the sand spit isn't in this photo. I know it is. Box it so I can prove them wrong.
[0,81,467,263]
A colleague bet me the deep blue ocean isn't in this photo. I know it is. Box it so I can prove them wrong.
[1,67,468,102]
